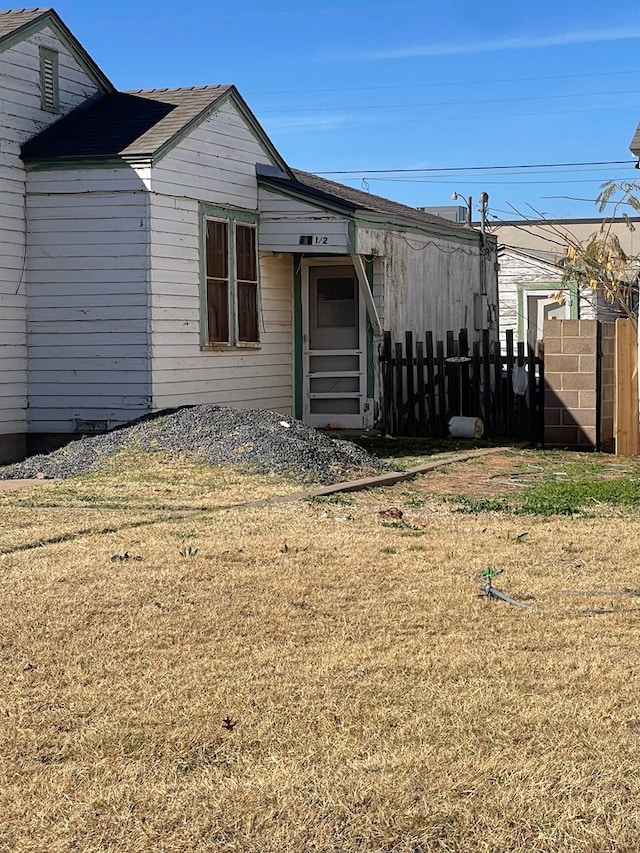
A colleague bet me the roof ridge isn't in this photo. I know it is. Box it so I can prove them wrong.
[125,84,230,94]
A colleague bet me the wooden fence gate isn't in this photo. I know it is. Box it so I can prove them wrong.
[379,328,544,442]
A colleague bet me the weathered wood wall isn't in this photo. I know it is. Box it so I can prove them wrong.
[357,226,498,344]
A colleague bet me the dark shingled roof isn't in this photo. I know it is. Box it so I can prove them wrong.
[22,85,231,161]
[630,122,640,157]
[0,7,48,41]
[263,168,469,232]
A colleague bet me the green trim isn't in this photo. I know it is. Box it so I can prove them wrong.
[365,257,375,398]
[0,11,114,92]
[201,202,258,224]
[354,213,493,247]
[25,158,131,171]
[198,206,208,349]
[293,256,303,419]
[516,281,578,339]
[39,46,59,113]
[258,176,490,247]
[152,87,291,173]
[259,176,355,219]
[347,219,357,255]
[199,203,260,348]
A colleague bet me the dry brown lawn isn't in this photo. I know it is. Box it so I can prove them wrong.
[1,452,640,852]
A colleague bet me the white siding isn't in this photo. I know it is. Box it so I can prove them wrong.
[151,100,277,209]
[0,23,104,445]
[149,187,293,412]
[258,188,350,253]
[25,168,152,432]
[498,250,597,347]
[147,100,294,416]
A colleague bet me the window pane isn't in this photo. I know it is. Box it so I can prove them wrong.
[237,281,259,342]
[236,224,257,282]
[206,220,228,278]
[310,398,360,415]
[316,277,356,327]
[310,377,360,393]
[207,280,229,343]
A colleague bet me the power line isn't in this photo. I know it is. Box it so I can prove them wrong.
[258,87,640,115]
[314,160,636,176]
[341,177,632,187]
[247,68,640,97]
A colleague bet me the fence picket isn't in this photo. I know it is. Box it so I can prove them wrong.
[379,328,543,441]
[425,331,436,432]
[416,340,426,436]
[405,331,416,436]
[436,339,447,435]
[394,342,404,435]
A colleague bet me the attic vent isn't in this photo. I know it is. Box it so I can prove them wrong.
[39,46,59,113]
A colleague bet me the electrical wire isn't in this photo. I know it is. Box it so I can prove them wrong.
[258,88,640,115]
[246,68,640,98]
[314,160,636,176]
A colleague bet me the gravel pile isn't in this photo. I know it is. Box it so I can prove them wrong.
[0,405,390,485]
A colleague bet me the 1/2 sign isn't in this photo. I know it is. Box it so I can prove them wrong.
[299,235,329,246]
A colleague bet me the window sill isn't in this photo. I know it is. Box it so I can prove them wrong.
[201,342,261,352]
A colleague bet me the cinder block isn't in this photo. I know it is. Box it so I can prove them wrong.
[562,372,596,391]
[545,388,579,409]
[545,425,579,446]
[562,336,597,355]
[579,355,596,373]
[579,390,596,409]
[578,320,599,336]
[545,354,579,373]
[560,319,581,337]
[543,335,562,354]
[567,409,596,429]
[545,407,562,425]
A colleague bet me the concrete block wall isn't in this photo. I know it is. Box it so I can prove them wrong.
[543,319,613,450]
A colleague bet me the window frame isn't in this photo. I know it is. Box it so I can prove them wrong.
[200,204,261,350]
[39,46,60,113]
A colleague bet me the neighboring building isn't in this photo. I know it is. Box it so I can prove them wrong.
[492,219,635,350]
[0,8,498,463]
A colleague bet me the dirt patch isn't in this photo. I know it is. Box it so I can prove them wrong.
[411,452,526,498]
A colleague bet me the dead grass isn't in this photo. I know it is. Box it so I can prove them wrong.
[1,454,640,851]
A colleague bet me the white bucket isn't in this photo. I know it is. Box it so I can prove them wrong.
[449,416,484,439]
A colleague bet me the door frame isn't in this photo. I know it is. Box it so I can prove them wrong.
[517,281,579,345]
[301,257,367,428]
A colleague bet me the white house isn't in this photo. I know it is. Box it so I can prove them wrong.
[493,221,631,352]
[0,8,498,463]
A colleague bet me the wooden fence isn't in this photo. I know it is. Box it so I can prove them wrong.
[379,328,544,441]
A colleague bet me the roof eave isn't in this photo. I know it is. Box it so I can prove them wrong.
[354,211,495,245]
[258,174,359,217]
[150,86,293,175]
[0,9,114,93]
[23,155,136,171]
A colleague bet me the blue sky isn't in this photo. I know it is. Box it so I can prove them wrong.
[49,0,640,223]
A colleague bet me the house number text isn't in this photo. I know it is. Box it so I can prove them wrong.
[299,235,329,246]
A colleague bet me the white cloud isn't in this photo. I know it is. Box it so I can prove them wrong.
[261,113,380,133]
[348,28,640,60]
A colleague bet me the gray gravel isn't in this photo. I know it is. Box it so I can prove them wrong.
[0,405,390,485]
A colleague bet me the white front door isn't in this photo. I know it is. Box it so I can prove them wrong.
[303,263,367,428]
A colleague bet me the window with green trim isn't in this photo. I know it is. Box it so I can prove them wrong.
[203,210,259,346]
[39,46,59,113]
